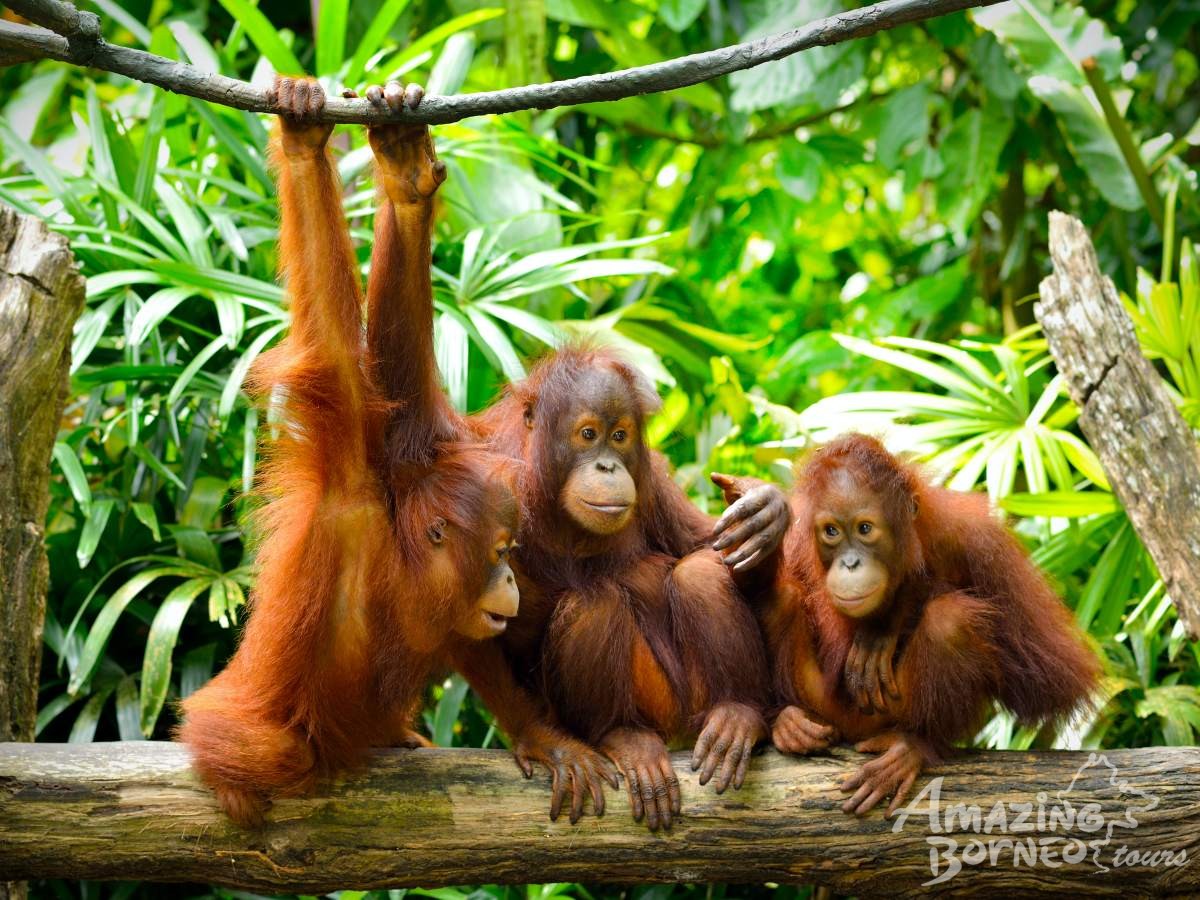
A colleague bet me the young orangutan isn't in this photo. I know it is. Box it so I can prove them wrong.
[765,433,1101,816]
[470,349,791,830]
[179,77,532,827]
[361,81,619,824]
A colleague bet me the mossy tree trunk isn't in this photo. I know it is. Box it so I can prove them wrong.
[0,205,84,900]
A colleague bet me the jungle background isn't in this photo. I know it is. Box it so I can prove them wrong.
[1,0,1198,897]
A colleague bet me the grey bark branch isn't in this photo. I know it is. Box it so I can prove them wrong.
[1036,211,1200,638]
[0,0,1003,125]
[0,205,85,900]
[1,742,1198,897]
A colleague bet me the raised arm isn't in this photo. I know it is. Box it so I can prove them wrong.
[254,76,369,483]
[362,82,460,467]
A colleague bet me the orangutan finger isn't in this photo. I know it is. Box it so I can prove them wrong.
[888,772,919,816]
[587,765,607,817]
[548,765,566,822]
[384,80,405,111]
[711,489,769,543]
[514,749,534,779]
[625,766,645,823]
[710,739,739,796]
[404,82,425,109]
[733,737,753,788]
[569,763,586,824]
[661,756,682,816]
[691,725,715,771]
[713,505,775,552]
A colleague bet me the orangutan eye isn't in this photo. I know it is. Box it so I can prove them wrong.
[858,522,873,535]
[581,427,597,440]
[823,524,840,538]
[612,429,627,442]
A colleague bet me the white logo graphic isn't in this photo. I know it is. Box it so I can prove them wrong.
[889,753,1188,886]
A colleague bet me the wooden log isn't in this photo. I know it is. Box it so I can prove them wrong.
[1,742,1198,896]
[1036,211,1200,638]
[0,205,85,900]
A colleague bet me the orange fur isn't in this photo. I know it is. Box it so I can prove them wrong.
[178,119,519,827]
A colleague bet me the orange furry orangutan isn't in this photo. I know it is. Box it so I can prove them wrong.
[764,434,1101,816]
[179,78,612,827]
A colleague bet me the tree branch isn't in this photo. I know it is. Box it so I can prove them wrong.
[1036,211,1200,638]
[0,0,1003,125]
[1,742,1197,896]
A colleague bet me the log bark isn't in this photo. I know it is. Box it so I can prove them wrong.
[0,206,84,900]
[0,0,1002,125]
[1036,211,1200,637]
[0,742,1198,897]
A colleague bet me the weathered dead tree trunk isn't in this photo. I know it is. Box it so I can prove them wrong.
[1037,211,1200,638]
[0,742,1198,897]
[0,205,84,900]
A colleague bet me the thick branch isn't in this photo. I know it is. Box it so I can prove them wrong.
[1,742,1198,896]
[0,0,1002,125]
[1036,211,1200,637]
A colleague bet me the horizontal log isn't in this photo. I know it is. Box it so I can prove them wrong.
[1,743,1198,896]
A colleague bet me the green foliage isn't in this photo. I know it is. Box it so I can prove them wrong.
[1,0,1197,896]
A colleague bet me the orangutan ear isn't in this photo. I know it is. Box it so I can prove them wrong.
[426,516,447,545]
[623,365,662,416]
[523,403,534,429]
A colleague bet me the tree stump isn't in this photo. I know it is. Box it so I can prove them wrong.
[1036,211,1200,638]
[0,204,84,900]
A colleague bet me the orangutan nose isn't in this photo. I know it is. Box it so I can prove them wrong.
[842,553,862,571]
[595,457,617,474]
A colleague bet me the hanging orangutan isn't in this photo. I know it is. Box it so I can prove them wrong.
[764,433,1101,816]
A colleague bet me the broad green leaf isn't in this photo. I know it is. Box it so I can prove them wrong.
[777,141,823,202]
[345,0,413,86]
[180,643,218,698]
[131,502,162,541]
[77,498,115,568]
[729,0,864,113]
[187,99,274,193]
[214,0,305,74]
[935,105,1013,234]
[659,0,705,32]
[464,306,526,381]
[131,444,187,493]
[69,686,114,743]
[426,32,476,96]
[53,442,92,513]
[115,674,143,741]
[36,693,76,737]
[1029,76,1141,212]
[833,334,998,406]
[69,565,199,693]
[375,9,504,81]
[141,577,212,734]
[316,0,349,76]
[434,308,471,410]
[219,322,287,419]
[877,84,929,169]
[973,0,1122,86]
[432,675,470,746]
[1000,490,1120,518]
[130,287,196,345]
